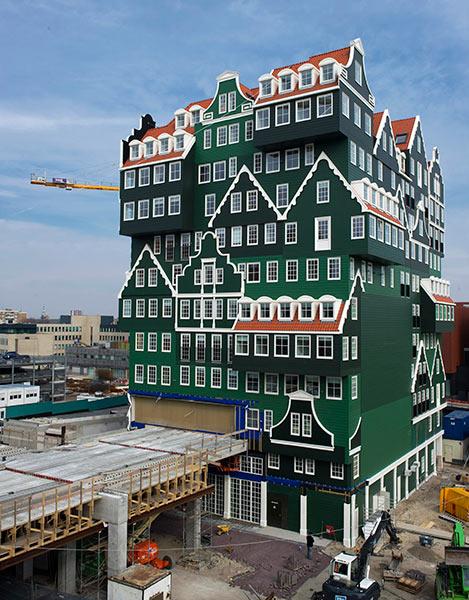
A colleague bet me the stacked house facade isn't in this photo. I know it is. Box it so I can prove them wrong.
[118,39,453,545]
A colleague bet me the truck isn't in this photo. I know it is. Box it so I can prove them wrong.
[435,522,469,600]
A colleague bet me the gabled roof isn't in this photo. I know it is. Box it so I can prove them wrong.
[391,117,417,151]
[271,46,351,77]
[117,244,174,299]
[372,111,384,137]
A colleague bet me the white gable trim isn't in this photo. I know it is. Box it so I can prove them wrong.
[117,244,174,299]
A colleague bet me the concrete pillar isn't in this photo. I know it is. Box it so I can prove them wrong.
[392,467,398,508]
[223,475,231,519]
[343,501,351,548]
[57,542,76,594]
[93,491,128,577]
[184,498,202,551]
[260,481,267,527]
[405,459,409,499]
[350,494,358,547]
[364,484,369,519]
[299,493,307,537]
[16,558,33,582]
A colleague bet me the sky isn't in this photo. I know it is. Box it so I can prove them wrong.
[1,0,469,317]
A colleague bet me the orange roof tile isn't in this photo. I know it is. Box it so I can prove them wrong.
[256,80,331,105]
[391,117,416,151]
[372,111,384,137]
[235,304,344,333]
[271,46,350,77]
[433,295,456,305]
[364,202,402,226]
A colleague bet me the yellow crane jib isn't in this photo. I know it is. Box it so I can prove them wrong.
[30,174,118,192]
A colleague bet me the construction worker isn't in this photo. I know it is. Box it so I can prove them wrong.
[306,532,314,559]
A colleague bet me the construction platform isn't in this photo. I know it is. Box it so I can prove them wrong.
[0,425,246,566]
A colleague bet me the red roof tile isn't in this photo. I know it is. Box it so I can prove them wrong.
[391,117,416,151]
[256,80,331,105]
[372,111,384,137]
[235,304,344,333]
[271,46,350,77]
[364,202,402,226]
[433,295,456,305]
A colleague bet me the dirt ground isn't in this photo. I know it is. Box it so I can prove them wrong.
[148,467,465,600]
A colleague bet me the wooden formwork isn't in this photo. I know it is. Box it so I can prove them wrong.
[0,448,210,565]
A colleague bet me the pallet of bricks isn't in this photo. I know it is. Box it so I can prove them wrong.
[396,570,426,594]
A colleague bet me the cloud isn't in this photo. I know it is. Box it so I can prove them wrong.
[0,219,128,317]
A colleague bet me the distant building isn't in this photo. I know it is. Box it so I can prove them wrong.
[0,308,28,324]
[65,345,128,380]
[442,302,469,400]
[0,357,65,403]
[0,383,40,420]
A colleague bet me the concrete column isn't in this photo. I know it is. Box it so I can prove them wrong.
[350,494,358,547]
[93,491,128,577]
[260,481,267,527]
[364,484,369,519]
[405,459,409,499]
[343,501,351,548]
[299,493,307,537]
[57,542,76,594]
[223,475,231,519]
[425,444,429,480]
[392,467,398,508]
[16,558,33,582]
[184,498,202,551]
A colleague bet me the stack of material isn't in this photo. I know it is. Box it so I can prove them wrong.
[397,570,426,594]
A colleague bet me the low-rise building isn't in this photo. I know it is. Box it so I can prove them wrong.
[65,345,128,380]
[0,308,28,324]
[0,383,40,419]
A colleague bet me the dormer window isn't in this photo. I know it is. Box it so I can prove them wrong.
[299,68,313,88]
[174,134,185,151]
[175,113,186,128]
[279,74,292,93]
[130,144,140,160]
[260,79,272,97]
[144,141,155,157]
[240,303,252,320]
[278,302,291,320]
[300,302,313,320]
[320,63,335,84]
[159,138,170,154]
[259,302,271,320]
[321,301,335,321]
[191,109,201,125]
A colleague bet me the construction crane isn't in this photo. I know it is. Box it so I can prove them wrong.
[30,174,118,192]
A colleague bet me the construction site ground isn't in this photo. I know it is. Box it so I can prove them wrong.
[149,466,463,600]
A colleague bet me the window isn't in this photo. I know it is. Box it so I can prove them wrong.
[162,298,172,317]
[352,454,360,479]
[229,156,237,177]
[124,170,135,189]
[351,297,358,320]
[279,73,292,92]
[198,163,211,183]
[285,148,300,170]
[305,458,315,475]
[231,225,242,246]
[302,413,312,437]
[246,373,260,394]
[245,120,254,141]
[377,161,383,181]
[351,375,358,399]
[169,162,181,181]
[255,335,269,356]
[228,91,236,111]
[174,134,185,151]
[315,216,331,251]
[148,298,158,318]
[135,269,145,288]
[162,333,171,352]
[130,144,140,160]
[353,103,361,128]
[317,180,330,203]
[365,113,372,136]
[268,453,280,469]
[148,332,157,352]
[350,141,357,165]
[300,68,313,87]
[291,413,300,436]
[256,107,270,129]
[276,104,290,126]
[235,334,249,355]
[266,261,278,282]
[152,164,165,184]
[180,365,190,386]
[159,138,169,153]
[285,222,297,244]
[247,224,258,246]
[136,299,145,318]
[205,193,216,217]
[328,257,341,280]
[305,143,315,165]
[203,129,212,149]
[165,234,175,261]
[135,332,144,351]
[279,303,291,320]
[219,93,227,113]
[294,457,304,473]
[331,462,344,480]
[134,364,144,384]
[296,98,311,122]
[295,335,311,358]
[180,299,190,320]
[211,367,222,388]
[266,152,280,173]
[264,409,273,432]
[342,337,349,360]
[369,215,376,239]
[123,202,134,221]
[215,228,225,248]
[317,93,333,117]
[195,366,205,387]
[274,335,289,357]
[355,61,362,84]
[139,167,150,187]
[122,299,131,318]
[317,335,333,359]
[217,126,227,146]
[227,368,238,390]
[342,92,350,117]
[168,195,181,215]
[265,373,279,395]
[306,258,319,281]
[351,215,365,239]
[138,199,149,219]
[247,262,260,282]
[153,197,164,217]
[300,302,313,320]
[230,192,241,213]
[320,63,334,83]
[327,377,342,399]
[276,183,289,208]
[247,190,258,211]
[253,152,262,173]
[213,161,226,181]
[148,268,158,287]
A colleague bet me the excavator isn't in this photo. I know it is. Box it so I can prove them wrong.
[313,510,400,600]
[436,522,469,600]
